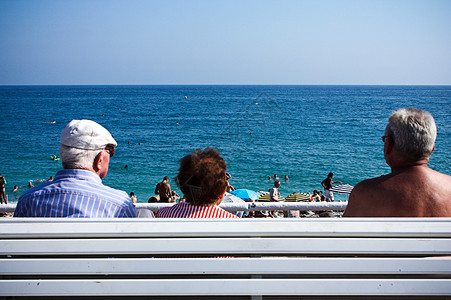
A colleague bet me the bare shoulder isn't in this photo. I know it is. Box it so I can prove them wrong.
[343,174,395,217]
[425,168,451,205]
[343,178,380,217]
[350,175,387,198]
[418,167,451,195]
[427,168,451,181]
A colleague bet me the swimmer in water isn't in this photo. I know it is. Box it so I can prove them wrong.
[114,165,129,170]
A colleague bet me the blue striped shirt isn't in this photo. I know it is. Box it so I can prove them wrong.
[14,169,137,218]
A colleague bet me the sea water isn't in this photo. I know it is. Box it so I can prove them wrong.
[0,85,450,203]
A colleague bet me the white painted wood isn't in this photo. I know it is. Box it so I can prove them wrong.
[1,218,450,297]
[2,218,451,238]
[2,237,450,255]
[1,279,451,296]
[1,257,450,275]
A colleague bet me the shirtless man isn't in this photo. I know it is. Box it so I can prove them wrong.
[321,173,342,202]
[155,176,171,203]
[344,108,451,217]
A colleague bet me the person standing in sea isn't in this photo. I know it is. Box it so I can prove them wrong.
[321,173,342,202]
[155,176,172,203]
[0,174,7,204]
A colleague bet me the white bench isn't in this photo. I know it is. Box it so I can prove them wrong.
[1,218,451,299]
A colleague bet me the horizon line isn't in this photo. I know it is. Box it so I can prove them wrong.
[1,83,451,87]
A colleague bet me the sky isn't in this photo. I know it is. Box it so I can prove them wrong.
[0,0,450,85]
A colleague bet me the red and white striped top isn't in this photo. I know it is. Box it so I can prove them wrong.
[156,201,238,218]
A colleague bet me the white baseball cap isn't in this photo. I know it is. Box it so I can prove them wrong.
[60,119,117,150]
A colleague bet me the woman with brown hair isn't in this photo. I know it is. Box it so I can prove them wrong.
[156,147,238,218]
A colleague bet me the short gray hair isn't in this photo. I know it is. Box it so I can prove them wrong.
[385,108,437,160]
[59,144,102,170]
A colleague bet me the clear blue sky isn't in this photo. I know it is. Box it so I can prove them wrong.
[1,0,450,85]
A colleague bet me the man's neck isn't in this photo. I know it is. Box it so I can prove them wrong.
[390,159,429,174]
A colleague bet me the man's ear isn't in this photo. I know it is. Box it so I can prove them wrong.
[93,152,103,173]
[384,135,395,155]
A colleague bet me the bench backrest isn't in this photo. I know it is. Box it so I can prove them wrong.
[1,218,451,298]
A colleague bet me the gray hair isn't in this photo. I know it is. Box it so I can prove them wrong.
[385,108,437,160]
[59,144,102,170]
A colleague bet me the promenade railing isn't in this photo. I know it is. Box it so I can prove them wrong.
[0,202,347,214]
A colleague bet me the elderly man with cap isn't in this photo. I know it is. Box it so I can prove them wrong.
[14,119,137,217]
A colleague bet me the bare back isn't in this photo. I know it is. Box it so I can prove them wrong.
[344,166,451,217]
[156,182,171,200]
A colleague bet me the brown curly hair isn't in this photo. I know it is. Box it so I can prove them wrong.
[175,147,228,206]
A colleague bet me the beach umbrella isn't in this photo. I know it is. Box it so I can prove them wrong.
[257,193,285,202]
[285,192,312,202]
[221,193,246,218]
[256,191,269,198]
[330,184,354,195]
[222,193,246,204]
[230,189,259,201]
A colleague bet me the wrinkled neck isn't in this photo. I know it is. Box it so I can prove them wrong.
[390,159,429,174]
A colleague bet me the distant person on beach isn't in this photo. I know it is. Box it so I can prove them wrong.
[225,172,235,192]
[321,173,342,202]
[148,195,159,203]
[156,147,238,218]
[270,181,281,202]
[155,176,171,203]
[319,191,326,201]
[269,180,281,218]
[130,192,137,203]
[344,108,451,217]
[284,175,289,181]
[14,119,137,218]
[170,190,180,203]
[0,174,7,204]
[311,190,321,202]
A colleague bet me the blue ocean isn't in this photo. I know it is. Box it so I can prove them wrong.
[0,85,450,203]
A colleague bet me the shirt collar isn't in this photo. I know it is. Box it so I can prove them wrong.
[54,169,102,184]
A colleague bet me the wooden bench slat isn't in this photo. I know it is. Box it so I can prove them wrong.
[2,237,451,256]
[1,279,451,296]
[2,218,451,238]
[2,219,450,297]
[2,257,451,275]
